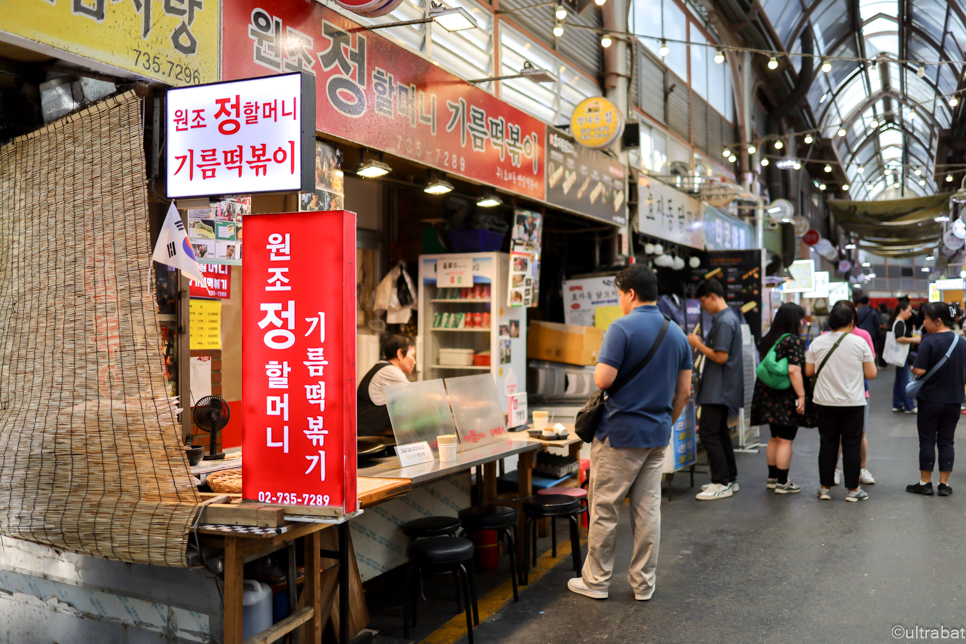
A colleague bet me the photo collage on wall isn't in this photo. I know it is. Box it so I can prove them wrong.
[300,140,345,212]
[508,209,542,307]
[187,197,248,264]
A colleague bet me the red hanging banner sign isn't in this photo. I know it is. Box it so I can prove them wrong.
[242,210,357,514]
[190,263,233,299]
[221,1,546,202]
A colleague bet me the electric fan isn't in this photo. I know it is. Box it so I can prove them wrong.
[193,395,231,460]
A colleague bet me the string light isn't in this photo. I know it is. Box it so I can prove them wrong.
[747,144,757,154]
[837,128,847,137]
[915,167,922,176]
[804,134,813,144]
[821,59,832,73]
[951,96,960,107]
[553,22,564,37]
[858,165,865,173]
[774,140,784,149]
[600,34,612,48]
[723,148,731,157]
[761,158,769,166]
[594,0,606,6]
[919,178,926,186]
[714,49,725,64]
[870,118,879,128]
[918,63,926,78]
[909,110,917,120]
[659,40,669,57]
[824,164,832,173]
[793,161,802,170]
[843,184,850,191]
[819,183,827,190]
[948,174,955,182]
[555,3,567,20]
[768,57,779,70]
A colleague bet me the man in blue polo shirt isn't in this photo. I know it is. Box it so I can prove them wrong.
[568,266,693,603]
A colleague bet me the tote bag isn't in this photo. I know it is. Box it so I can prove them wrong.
[883,320,911,367]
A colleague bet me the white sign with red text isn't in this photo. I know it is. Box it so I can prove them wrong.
[166,73,315,198]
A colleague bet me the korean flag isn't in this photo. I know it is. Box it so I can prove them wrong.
[152,202,209,292]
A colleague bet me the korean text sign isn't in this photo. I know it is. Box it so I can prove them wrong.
[166,73,316,198]
[190,263,232,299]
[222,2,546,201]
[0,0,218,86]
[242,210,357,513]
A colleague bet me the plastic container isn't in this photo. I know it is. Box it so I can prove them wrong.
[447,230,505,253]
[439,348,475,366]
[470,530,499,572]
[242,580,273,640]
[439,443,458,461]
[473,352,491,367]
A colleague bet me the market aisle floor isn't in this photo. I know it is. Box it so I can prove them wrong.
[401,370,966,644]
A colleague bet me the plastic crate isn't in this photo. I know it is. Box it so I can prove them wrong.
[447,230,505,253]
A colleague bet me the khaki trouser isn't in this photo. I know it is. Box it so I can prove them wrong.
[582,436,666,595]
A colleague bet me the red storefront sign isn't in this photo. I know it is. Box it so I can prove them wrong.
[802,229,820,246]
[222,2,546,201]
[242,210,357,514]
[190,264,233,299]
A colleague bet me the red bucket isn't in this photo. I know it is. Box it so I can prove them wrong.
[470,530,499,573]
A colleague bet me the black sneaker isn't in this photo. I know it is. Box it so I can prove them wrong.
[906,482,934,495]
[938,483,953,497]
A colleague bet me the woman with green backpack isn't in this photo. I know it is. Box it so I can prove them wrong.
[752,303,812,494]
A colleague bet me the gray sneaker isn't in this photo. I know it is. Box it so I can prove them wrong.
[774,481,801,494]
[845,488,869,502]
[701,482,740,492]
[817,487,832,500]
[766,478,778,489]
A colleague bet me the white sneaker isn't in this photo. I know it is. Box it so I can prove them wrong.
[859,468,876,485]
[834,468,842,486]
[701,482,739,492]
[696,483,734,500]
[634,587,655,601]
[568,577,608,599]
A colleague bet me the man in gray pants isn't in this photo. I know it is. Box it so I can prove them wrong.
[568,266,693,602]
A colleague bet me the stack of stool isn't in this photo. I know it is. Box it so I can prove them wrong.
[458,505,520,601]
[521,494,584,584]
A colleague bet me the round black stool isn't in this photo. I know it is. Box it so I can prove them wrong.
[521,495,583,585]
[401,516,461,542]
[458,505,520,601]
[404,537,479,644]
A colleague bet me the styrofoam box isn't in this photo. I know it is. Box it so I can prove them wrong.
[439,348,475,366]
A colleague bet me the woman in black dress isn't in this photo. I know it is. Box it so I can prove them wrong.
[752,303,811,494]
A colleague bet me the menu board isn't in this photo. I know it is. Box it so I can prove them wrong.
[546,127,626,225]
[693,250,763,344]
[562,275,620,327]
[190,299,222,350]
[187,197,247,265]
[508,209,542,307]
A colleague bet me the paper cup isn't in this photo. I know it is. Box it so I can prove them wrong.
[533,411,549,433]
[439,443,458,461]
[437,434,458,445]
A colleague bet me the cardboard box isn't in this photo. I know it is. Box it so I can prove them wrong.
[527,321,605,366]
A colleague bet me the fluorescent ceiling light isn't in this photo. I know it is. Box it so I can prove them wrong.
[357,158,391,179]
[425,176,454,195]
[430,6,478,32]
[477,189,502,208]
[469,60,556,84]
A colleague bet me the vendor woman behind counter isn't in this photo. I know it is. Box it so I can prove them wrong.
[358,334,416,436]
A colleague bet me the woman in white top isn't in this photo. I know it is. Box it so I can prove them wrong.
[356,335,416,436]
[805,303,877,502]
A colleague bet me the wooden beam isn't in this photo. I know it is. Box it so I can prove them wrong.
[242,606,314,644]
[203,504,286,528]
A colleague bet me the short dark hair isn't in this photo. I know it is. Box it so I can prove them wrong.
[857,296,870,305]
[695,278,724,300]
[381,334,415,361]
[614,266,658,302]
[828,303,856,330]
[833,299,857,324]
[924,302,955,327]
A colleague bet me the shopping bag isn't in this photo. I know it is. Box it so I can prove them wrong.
[883,321,910,367]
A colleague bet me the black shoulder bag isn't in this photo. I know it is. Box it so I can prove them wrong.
[575,316,671,443]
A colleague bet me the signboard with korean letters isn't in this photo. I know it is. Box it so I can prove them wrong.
[166,72,316,198]
[242,210,357,515]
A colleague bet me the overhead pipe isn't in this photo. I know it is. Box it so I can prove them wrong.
[766,28,815,200]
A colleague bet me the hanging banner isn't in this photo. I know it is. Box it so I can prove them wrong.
[636,176,704,249]
[242,210,357,515]
[0,0,219,85]
[704,206,754,251]
[570,97,624,149]
[190,263,233,299]
[693,250,763,343]
[222,2,546,202]
[546,126,626,225]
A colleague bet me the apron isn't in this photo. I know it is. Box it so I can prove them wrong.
[357,362,395,437]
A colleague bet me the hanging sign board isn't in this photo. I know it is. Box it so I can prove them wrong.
[636,176,704,249]
[166,72,316,199]
[242,210,357,515]
[782,259,816,293]
[222,3,547,202]
[828,282,850,304]
[791,216,810,237]
[704,206,753,251]
[570,97,624,149]
[190,299,223,350]
[802,229,821,245]
[190,263,233,299]
[802,271,830,299]
[546,126,627,225]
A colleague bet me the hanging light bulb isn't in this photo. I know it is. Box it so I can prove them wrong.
[600,34,613,48]
[951,96,960,107]
[793,161,802,170]
[919,178,926,186]
[553,22,564,37]
[918,63,926,78]
[821,59,832,73]
[594,0,606,6]
[824,164,832,173]
[714,49,725,64]
[804,134,814,144]
[858,165,865,174]
[915,167,922,176]
[555,3,567,20]
[729,155,738,163]
[843,184,850,191]
[948,174,955,182]
[747,144,757,154]
[774,139,784,150]
[870,118,879,128]
[659,40,669,57]
[837,128,847,137]
[885,168,892,176]
[761,158,770,166]
[768,57,779,70]
[820,183,827,190]
[723,148,731,157]
[909,110,917,120]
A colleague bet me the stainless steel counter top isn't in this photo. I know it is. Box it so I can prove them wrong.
[357,439,541,485]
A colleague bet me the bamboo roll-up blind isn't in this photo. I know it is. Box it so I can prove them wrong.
[0,90,201,567]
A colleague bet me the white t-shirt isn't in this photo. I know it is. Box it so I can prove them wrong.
[806,332,874,407]
[367,362,410,406]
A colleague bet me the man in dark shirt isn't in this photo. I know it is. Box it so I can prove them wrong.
[856,296,880,340]
[688,279,744,500]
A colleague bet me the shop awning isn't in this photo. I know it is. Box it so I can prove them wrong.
[826,194,948,256]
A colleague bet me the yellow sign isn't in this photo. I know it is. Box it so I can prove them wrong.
[594,305,623,330]
[190,298,222,350]
[570,97,624,149]
[0,0,219,86]
[930,283,941,302]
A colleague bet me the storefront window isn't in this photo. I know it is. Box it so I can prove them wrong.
[352,0,428,54]
[430,0,494,88]
[633,0,688,80]
[639,123,668,173]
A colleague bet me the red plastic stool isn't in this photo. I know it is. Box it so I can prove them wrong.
[579,459,591,489]
[537,487,589,527]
